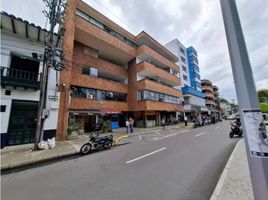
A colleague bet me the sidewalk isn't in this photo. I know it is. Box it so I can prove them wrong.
[210,139,254,200]
[1,123,188,171]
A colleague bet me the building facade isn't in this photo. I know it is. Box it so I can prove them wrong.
[56,0,183,140]
[201,79,220,116]
[0,12,60,148]
[165,40,206,120]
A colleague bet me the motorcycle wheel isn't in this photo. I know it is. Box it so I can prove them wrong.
[229,132,234,138]
[80,143,92,155]
[103,141,113,150]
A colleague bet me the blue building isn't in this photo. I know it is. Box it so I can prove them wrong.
[187,47,202,92]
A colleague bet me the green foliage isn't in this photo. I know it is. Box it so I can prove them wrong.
[67,126,77,135]
[258,90,268,103]
[260,103,268,113]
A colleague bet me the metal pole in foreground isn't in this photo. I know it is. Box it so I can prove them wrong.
[220,0,268,199]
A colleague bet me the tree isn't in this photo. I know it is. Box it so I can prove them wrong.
[258,89,268,103]
[260,103,268,113]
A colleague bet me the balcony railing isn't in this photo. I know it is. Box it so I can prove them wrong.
[0,66,41,90]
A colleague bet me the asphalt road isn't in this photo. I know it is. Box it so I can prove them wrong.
[1,121,239,200]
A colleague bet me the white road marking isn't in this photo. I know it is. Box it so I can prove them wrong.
[215,126,220,129]
[126,147,167,164]
[138,135,142,140]
[195,132,206,137]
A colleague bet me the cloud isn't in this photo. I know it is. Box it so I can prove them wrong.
[1,0,267,102]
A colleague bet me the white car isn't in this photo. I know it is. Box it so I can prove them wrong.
[227,115,235,120]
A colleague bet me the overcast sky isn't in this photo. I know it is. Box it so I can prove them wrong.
[1,0,268,102]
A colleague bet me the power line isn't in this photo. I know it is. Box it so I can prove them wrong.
[90,0,139,34]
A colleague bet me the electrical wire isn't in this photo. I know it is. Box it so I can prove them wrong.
[90,0,139,34]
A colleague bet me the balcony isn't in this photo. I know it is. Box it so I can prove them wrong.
[70,98,128,113]
[136,61,180,87]
[1,66,40,90]
[201,79,212,85]
[137,79,182,97]
[202,85,213,92]
[137,100,183,112]
[214,91,219,96]
[212,85,219,91]
[71,72,128,94]
[73,44,128,80]
[74,16,136,65]
[206,99,216,105]
[204,92,214,99]
[136,45,179,72]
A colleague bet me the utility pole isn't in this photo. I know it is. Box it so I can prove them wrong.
[220,0,268,199]
[34,0,67,150]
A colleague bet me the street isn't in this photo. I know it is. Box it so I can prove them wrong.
[1,121,239,200]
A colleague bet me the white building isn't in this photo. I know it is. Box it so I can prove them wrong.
[165,39,190,88]
[165,39,207,118]
[0,12,60,148]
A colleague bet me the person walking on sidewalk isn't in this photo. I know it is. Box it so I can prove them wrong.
[126,119,130,134]
[184,115,188,126]
[129,117,134,133]
[162,117,166,129]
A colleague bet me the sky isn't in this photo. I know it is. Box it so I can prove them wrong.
[1,0,268,102]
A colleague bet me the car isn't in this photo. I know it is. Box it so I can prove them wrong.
[227,115,235,120]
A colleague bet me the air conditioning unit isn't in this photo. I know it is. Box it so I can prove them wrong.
[86,94,94,99]
[90,67,98,77]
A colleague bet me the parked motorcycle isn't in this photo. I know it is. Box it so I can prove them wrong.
[193,120,203,128]
[80,133,114,155]
[229,119,243,138]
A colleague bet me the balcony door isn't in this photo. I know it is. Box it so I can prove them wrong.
[7,100,38,146]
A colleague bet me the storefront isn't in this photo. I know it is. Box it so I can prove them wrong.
[133,111,161,128]
[68,110,125,134]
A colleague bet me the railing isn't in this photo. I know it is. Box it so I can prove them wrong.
[76,9,138,48]
[1,66,41,90]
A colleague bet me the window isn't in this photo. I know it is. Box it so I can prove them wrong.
[180,47,185,55]
[182,65,187,72]
[76,9,137,48]
[5,90,11,95]
[71,86,127,102]
[183,75,188,81]
[89,18,104,29]
[83,46,98,58]
[82,67,91,75]
[138,90,180,105]
[181,56,186,63]
[82,66,98,77]
[1,105,6,112]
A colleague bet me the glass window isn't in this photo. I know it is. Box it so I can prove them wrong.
[76,10,90,21]
[97,90,105,100]
[180,47,185,55]
[89,18,104,29]
[85,88,96,99]
[181,56,186,63]
[82,67,91,75]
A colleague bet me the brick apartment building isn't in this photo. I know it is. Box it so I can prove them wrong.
[56,0,183,140]
[201,79,220,116]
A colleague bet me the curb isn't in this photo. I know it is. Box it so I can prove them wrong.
[209,139,243,200]
[1,146,79,173]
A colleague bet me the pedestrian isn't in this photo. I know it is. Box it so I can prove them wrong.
[184,115,188,126]
[162,117,166,129]
[126,119,130,134]
[129,117,134,133]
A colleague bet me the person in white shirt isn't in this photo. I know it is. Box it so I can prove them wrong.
[126,120,130,134]
[184,115,188,126]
